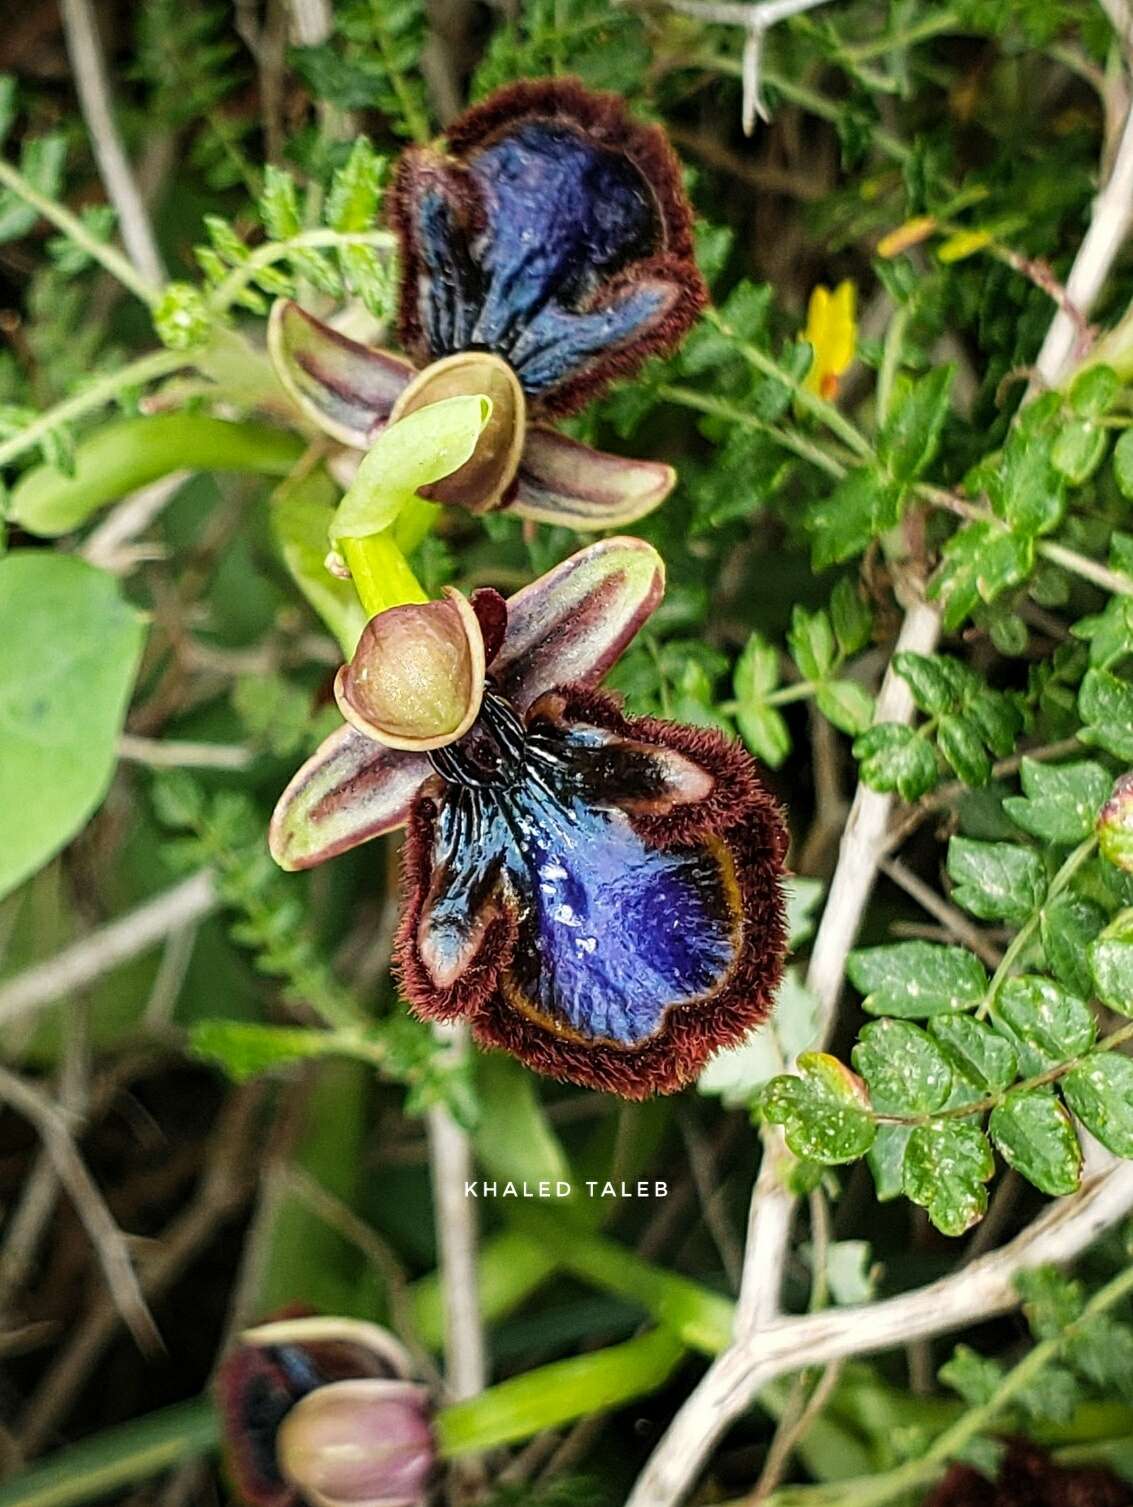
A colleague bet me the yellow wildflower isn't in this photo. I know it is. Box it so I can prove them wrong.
[803,280,857,401]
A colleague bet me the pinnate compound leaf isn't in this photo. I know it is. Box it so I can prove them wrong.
[0,554,145,901]
[989,1089,1082,1195]
[761,1052,876,1165]
[848,941,987,1018]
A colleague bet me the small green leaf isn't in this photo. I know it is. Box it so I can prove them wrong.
[866,1123,912,1201]
[947,837,1045,924]
[848,941,988,1018]
[1051,420,1107,484]
[190,1021,362,1080]
[807,466,902,569]
[326,136,385,232]
[788,606,836,682]
[938,715,991,785]
[1041,892,1107,998]
[877,366,953,483]
[939,1344,1004,1404]
[0,555,145,901]
[903,1120,994,1235]
[992,975,1097,1073]
[733,632,780,702]
[989,1090,1081,1195]
[929,1015,1018,1092]
[816,679,874,735]
[894,651,963,715]
[761,1053,876,1165]
[736,701,791,767]
[1002,758,1111,844]
[830,577,873,657]
[1069,365,1119,419]
[1015,1268,1085,1338]
[1062,1052,1133,1158]
[931,522,1034,630]
[1090,909,1133,1016]
[854,723,938,801]
[987,427,1065,536]
[1113,428,1133,500]
[852,1019,953,1114]
[1078,668,1133,762]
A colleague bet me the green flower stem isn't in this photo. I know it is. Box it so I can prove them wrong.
[658,383,850,478]
[436,1327,686,1456]
[0,154,161,307]
[766,1262,1133,1507]
[0,1398,217,1507]
[705,308,874,462]
[341,532,429,618]
[206,228,396,315]
[0,348,191,473]
[977,835,1097,1020]
[393,495,442,554]
[10,415,306,536]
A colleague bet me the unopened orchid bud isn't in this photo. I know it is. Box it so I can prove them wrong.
[389,352,526,514]
[218,1314,434,1507]
[1098,772,1133,872]
[334,589,486,752]
[276,1378,434,1507]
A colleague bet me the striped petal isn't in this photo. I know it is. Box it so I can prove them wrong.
[492,537,664,710]
[269,725,428,871]
[268,300,414,447]
[512,425,675,529]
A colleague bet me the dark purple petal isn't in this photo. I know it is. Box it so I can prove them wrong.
[389,79,706,417]
[514,424,675,528]
[269,726,428,870]
[491,537,663,710]
[269,300,415,446]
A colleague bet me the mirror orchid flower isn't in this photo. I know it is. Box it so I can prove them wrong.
[269,78,707,531]
[218,1315,435,1507]
[270,539,787,1099]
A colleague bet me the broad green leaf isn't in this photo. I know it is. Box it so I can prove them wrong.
[1002,758,1111,844]
[929,1015,1018,1093]
[947,837,1045,925]
[1090,910,1133,1016]
[816,679,874,735]
[1062,1052,1133,1158]
[988,1089,1081,1195]
[854,722,938,801]
[330,395,491,542]
[878,366,952,483]
[761,1052,876,1165]
[992,975,1097,1074]
[1078,668,1133,762]
[852,1019,952,1114]
[474,1055,571,1189]
[1041,892,1107,998]
[0,554,145,901]
[848,941,987,1018]
[903,1120,994,1236]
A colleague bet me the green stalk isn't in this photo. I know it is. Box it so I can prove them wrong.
[341,532,429,617]
[10,415,305,536]
[658,383,850,478]
[436,1327,686,1456]
[0,1399,217,1507]
[0,349,190,474]
[0,155,160,307]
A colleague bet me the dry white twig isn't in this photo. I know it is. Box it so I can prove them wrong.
[0,871,217,1027]
[82,474,187,573]
[664,0,839,131]
[59,0,165,289]
[117,735,254,771]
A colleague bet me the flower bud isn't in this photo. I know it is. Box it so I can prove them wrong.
[1099,773,1133,873]
[389,352,526,513]
[218,1314,433,1507]
[334,589,486,752]
[276,1378,434,1507]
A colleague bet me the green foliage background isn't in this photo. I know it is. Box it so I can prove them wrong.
[1,1,1133,1504]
